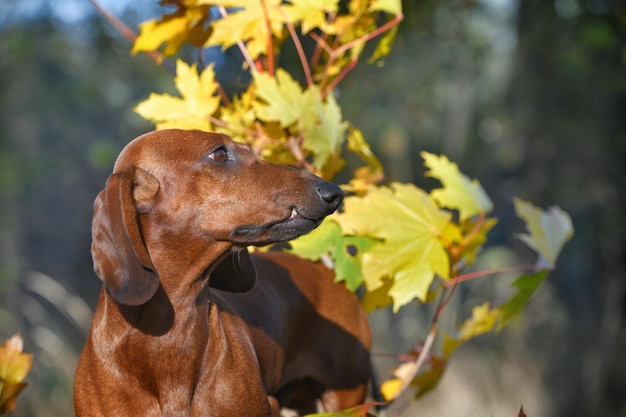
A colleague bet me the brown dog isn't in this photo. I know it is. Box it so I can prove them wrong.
[74,129,371,416]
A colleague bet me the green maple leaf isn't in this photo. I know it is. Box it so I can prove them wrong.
[288,219,376,292]
[514,198,573,267]
[302,88,347,170]
[135,60,220,130]
[203,0,284,59]
[283,0,338,34]
[252,69,311,128]
[334,183,451,311]
[497,270,549,328]
[288,217,341,261]
[422,152,493,221]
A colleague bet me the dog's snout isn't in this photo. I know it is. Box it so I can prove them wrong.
[316,182,344,211]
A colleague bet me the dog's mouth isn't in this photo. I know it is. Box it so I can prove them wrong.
[230,207,323,245]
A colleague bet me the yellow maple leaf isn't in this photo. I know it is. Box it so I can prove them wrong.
[335,183,451,311]
[135,60,220,131]
[203,0,284,59]
[369,0,403,15]
[0,335,32,414]
[132,6,211,56]
[422,152,493,221]
[252,69,310,127]
[282,0,338,34]
[302,88,347,171]
[458,301,501,341]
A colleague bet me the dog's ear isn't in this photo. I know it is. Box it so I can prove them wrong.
[209,248,257,292]
[91,167,160,305]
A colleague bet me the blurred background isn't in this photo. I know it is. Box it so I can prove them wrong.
[0,0,624,416]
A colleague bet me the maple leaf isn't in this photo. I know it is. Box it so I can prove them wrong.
[514,198,573,267]
[132,6,211,56]
[369,0,403,15]
[203,0,284,60]
[458,301,500,341]
[497,270,548,328]
[252,69,310,128]
[288,219,376,292]
[0,335,32,414]
[283,0,339,34]
[345,126,384,192]
[334,183,451,311]
[302,88,347,171]
[422,152,493,221]
[135,60,220,130]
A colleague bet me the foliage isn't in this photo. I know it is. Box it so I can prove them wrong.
[0,335,32,414]
[116,0,574,413]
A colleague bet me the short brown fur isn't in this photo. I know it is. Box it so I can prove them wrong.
[74,129,371,417]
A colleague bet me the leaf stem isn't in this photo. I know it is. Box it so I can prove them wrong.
[323,58,358,98]
[282,11,313,87]
[259,0,275,76]
[334,14,404,56]
[87,0,170,71]
[444,264,542,288]
[217,6,257,72]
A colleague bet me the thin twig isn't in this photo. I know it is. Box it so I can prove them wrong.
[444,264,542,288]
[259,0,275,75]
[281,10,313,86]
[334,14,404,57]
[322,58,358,98]
[87,0,168,69]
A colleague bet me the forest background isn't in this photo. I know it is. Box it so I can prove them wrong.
[0,0,624,416]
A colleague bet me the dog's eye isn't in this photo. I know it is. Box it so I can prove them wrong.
[208,147,229,163]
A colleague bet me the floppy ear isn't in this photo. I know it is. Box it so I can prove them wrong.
[91,167,160,305]
[209,248,257,292]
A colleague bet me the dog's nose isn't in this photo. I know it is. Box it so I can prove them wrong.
[317,182,344,211]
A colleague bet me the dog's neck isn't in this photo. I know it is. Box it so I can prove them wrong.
[91,244,233,401]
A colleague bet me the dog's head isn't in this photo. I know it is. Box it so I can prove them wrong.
[91,129,343,305]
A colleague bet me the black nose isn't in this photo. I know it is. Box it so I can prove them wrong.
[317,182,344,211]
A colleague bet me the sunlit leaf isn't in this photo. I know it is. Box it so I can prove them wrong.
[335,183,451,310]
[204,0,284,59]
[302,88,347,170]
[132,6,211,56]
[333,235,378,291]
[514,198,574,267]
[283,0,338,34]
[0,335,32,414]
[288,219,376,292]
[422,152,493,220]
[458,301,500,341]
[369,0,403,15]
[345,126,384,192]
[381,360,418,401]
[288,218,341,261]
[380,377,403,402]
[252,69,310,127]
[135,60,219,131]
